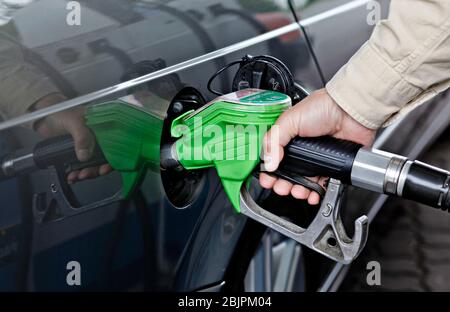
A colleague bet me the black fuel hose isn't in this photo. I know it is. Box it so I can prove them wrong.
[279,136,450,212]
[400,161,450,211]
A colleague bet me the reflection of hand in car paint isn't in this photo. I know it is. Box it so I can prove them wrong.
[0,22,112,184]
[33,93,112,184]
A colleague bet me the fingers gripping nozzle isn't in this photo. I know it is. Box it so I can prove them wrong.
[240,179,368,264]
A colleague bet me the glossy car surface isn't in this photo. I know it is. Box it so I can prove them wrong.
[0,0,448,292]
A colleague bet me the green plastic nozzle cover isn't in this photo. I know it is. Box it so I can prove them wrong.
[171,89,291,212]
[85,100,163,198]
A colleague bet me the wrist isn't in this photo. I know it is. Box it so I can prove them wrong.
[326,83,380,131]
[31,93,67,134]
[322,89,376,146]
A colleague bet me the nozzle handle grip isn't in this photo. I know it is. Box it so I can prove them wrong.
[279,136,362,183]
[34,135,107,171]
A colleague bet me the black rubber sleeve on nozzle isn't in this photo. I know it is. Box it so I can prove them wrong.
[279,136,362,183]
[402,161,450,212]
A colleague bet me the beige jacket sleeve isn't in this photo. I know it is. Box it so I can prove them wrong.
[0,23,59,122]
[326,0,450,129]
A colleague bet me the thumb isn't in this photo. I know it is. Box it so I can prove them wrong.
[65,118,95,162]
[263,108,299,172]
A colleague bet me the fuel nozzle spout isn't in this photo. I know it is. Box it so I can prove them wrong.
[160,143,181,170]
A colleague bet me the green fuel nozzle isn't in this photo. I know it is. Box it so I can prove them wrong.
[82,89,291,212]
[168,89,291,212]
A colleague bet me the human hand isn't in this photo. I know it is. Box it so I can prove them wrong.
[34,93,112,183]
[259,88,376,205]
